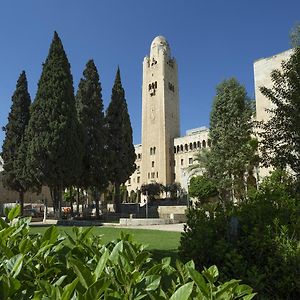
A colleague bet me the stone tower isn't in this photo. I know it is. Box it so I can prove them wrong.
[141,36,180,186]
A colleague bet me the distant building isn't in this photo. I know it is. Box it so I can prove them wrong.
[254,48,293,178]
[125,36,211,198]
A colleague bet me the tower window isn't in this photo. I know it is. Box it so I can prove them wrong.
[156,172,158,178]
[153,147,156,154]
[174,146,176,153]
[181,159,184,166]
[152,161,155,167]
[185,144,188,151]
[189,143,193,150]
[202,140,206,148]
[168,82,175,92]
[193,142,197,149]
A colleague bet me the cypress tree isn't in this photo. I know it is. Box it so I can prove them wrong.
[76,59,108,217]
[106,68,136,213]
[25,32,82,218]
[1,71,31,215]
[209,78,253,202]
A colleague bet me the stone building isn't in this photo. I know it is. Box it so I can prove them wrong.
[125,36,212,197]
[254,48,293,178]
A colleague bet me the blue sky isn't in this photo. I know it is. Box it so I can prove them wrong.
[0,0,299,147]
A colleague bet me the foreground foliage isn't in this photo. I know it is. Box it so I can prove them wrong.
[180,170,300,299]
[0,207,255,299]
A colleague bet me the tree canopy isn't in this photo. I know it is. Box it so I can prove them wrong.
[208,78,254,201]
[25,31,83,217]
[1,71,31,214]
[259,47,300,179]
[106,68,136,212]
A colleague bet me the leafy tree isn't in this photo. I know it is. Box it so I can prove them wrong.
[164,182,182,199]
[259,47,300,180]
[208,78,253,202]
[25,32,83,218]
[140,182,164,201]
[1,71,31,215]
[188,175,218,204]
[106,68,136,213]
[76,59,108,218]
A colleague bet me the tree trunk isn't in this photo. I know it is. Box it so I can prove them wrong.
[76,187,80,215]
[51,186,62,219]
[114,182,121,213]
[19,190,24,216]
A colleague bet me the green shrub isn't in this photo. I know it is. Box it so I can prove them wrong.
[188,175,218,204]
[180,170,300,299]
[0,206,255,299]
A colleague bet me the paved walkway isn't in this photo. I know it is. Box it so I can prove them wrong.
[31,219,186,232]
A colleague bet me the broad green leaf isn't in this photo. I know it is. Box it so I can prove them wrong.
[61,277,79,300]
[7,205,20,221]
[68,256,93,289]
[207,265,219,279]
[169,282,194,300]
[0,216,9,229]
[135,251,150,267]
[54,275,68,286]
[215,279,240,298]
[109,241,123,263]
[94,248,109,280]
[242,294,257,300]
[145,275,161,291]
[84,279,110,299]
[6,254,23,278]
[42,225,58,244]
[185,260,195,269]
[19,237,33,254]
[187,267,209,297]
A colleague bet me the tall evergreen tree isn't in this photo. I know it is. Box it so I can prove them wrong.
[259,47,300,179]
[25,32,82,218]
[1,71,31,214]
[106,68,136,213]
[208,78,253,202]
[76,59,108,217]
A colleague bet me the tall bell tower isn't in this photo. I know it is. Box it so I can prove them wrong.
[141,36,180,186]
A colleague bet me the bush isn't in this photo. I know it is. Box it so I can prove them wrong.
[188,175,218,204]
[180,170,300,299]
[0,206,256,299]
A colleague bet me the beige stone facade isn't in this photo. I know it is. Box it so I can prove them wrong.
[126,36,211,197]
[254,48,293,178]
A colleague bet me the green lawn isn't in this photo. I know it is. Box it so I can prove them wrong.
[30,226,181,262]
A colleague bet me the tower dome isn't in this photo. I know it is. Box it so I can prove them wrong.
[150,35,171,59]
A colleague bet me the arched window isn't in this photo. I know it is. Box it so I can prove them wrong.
[197,141,201,148]
[180,145,183,152]
[153,147,156,154]
[174,146,176,153]
[189,143,193,150]
[177,145,180,152]
[202,140,206,148]
[150,147,153,155]
[185,144,188,151]
[193,142,197,149]
[208,139,212,147]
